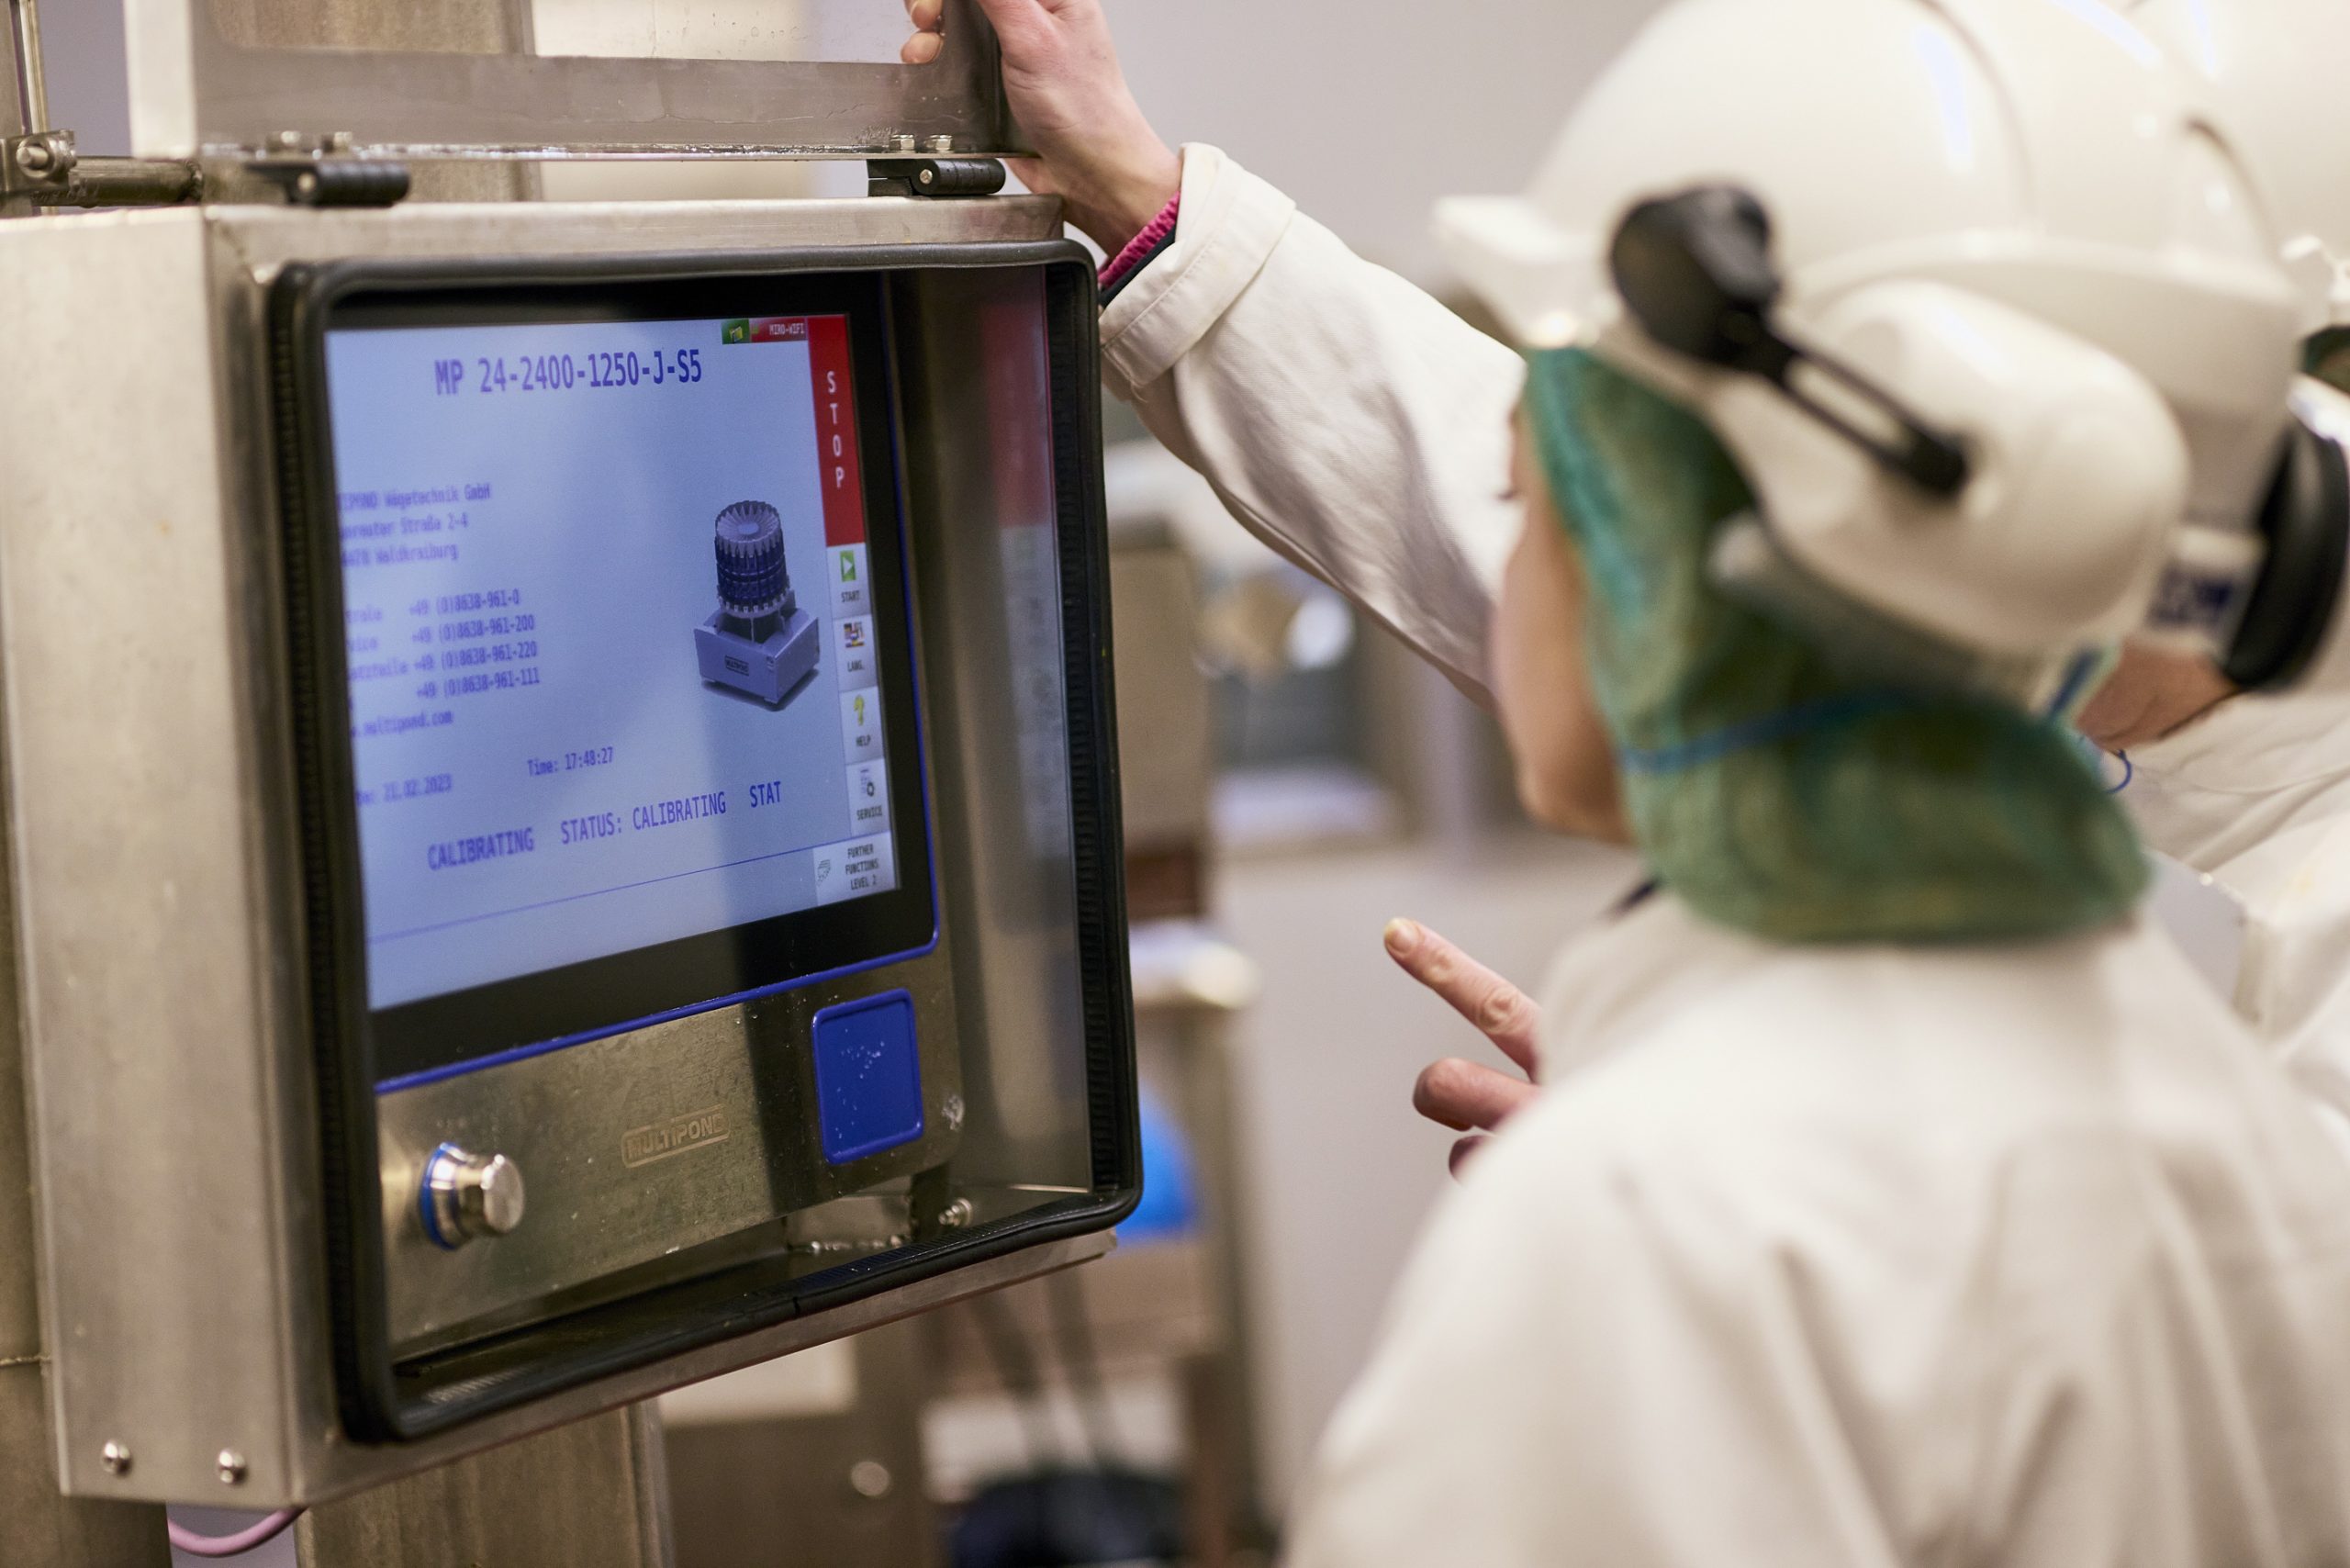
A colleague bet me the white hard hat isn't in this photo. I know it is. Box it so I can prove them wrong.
[1437,0,2310,684]
[2116,0,2350,330]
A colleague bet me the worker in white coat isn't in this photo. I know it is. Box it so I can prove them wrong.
[1393,0,2350,1160]
[912,0,2350,1560]
[2084,0,2350,1136]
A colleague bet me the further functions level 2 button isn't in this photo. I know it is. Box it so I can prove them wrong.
[420,1143,527,1249]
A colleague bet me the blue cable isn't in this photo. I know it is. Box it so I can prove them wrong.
[2041,650,2102,723]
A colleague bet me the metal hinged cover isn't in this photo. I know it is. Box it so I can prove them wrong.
[126,0,1024,161]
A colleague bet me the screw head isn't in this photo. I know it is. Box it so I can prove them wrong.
[936,1196,974,1231]
[927,134,955,154]
[217,1450,247,1485]
[14,140,53,174]
[892,134,918,153]
[294,171,319,200]
[99,1440,131,1476]
[848,1459,893,1499]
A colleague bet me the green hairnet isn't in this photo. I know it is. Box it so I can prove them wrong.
[1522,347,2146,944]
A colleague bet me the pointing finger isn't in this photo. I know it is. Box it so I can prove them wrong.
[1384,918,1541,1075]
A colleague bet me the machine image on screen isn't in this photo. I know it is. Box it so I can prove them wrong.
[318,295,929,1071]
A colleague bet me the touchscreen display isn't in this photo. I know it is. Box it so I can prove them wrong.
[324,309,913,1014]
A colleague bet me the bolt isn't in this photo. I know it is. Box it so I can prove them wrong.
[14,140,52,175]
[217,1450,247,1485]
[328,131,355,152]
[274,130,305,151]
[99,1440,131,1476]
[892,134,918,153]
[941,1094,965,1131]
[936,1196,974,1231]
[917,169,934,188]
[927,135,955,154]
[295,172,319,201]
[849,1460,893,1499]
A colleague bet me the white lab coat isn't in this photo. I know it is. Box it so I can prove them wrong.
[1100,145,1525,705]
[2121,651,2350,1132]
[1292,892,2350,1566]
[1102,148,2350,1562]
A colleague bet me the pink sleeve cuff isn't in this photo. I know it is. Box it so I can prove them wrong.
[1099,194,1182,293]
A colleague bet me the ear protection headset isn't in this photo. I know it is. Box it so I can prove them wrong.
[1611,183,2348,690]
[2221,403,2349,688]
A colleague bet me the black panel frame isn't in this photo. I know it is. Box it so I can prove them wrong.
[267,241,1138,1441]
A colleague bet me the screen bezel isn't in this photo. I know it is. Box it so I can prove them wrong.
[306,274,937,1088]
[271,246,1140,1445]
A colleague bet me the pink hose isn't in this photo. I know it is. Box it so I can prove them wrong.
[167,1508,303,1559]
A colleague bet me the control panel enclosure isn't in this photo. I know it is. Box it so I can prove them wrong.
[0,196,1136,1503]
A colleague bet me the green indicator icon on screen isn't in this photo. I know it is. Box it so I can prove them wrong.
[839,551,857,583]
[721,319,749,344]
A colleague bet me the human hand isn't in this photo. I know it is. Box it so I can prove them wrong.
[901,0,1181,252]
[1383,919,1542,1176]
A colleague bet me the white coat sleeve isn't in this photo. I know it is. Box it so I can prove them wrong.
[1280,1095,1905,1568]
[1100,144,1527,705]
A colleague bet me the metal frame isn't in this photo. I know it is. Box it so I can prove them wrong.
[0,195,1131,1507]
[125,0,1023,161]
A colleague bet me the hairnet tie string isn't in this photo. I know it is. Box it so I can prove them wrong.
[1614,691,1919,776]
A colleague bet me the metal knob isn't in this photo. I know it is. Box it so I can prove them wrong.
[421,1144,525,1249]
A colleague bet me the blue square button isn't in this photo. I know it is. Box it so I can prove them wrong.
[811,991,925,1165]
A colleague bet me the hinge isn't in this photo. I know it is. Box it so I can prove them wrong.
[867,157,1008,200]
[246,155,411,208]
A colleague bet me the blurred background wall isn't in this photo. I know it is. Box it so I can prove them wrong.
[1113,0,1660,286]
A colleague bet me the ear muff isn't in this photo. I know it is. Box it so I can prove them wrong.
[1609,185,1782,368]
[1614,182,2350,686]
[2223,416,2350,690]
[1699,277,2187,664]
[1610,185,1971,496]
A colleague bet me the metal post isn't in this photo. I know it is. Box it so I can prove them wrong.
[295,1403,672,1568]
[7,0,44,139]
[0,0,26,215]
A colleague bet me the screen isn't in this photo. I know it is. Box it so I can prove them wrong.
[323,307,919,1018]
